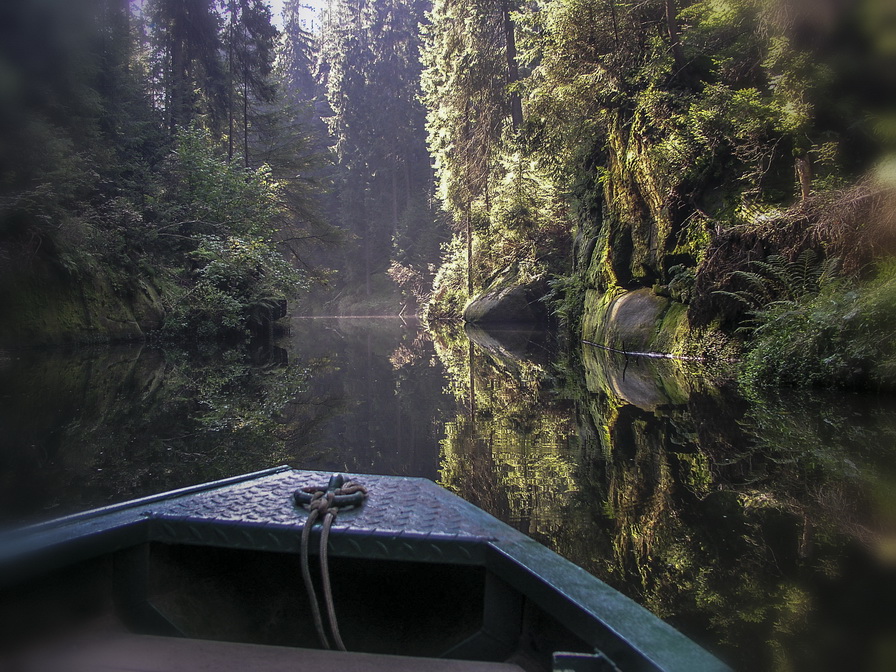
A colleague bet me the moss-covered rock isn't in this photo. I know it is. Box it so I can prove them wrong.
[582,288,672,351]
[581,285,737,364]
[0,264,165,347]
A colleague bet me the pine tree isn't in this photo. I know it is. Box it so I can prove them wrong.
[222,0,278,166]
[145,0,225,135]
[421,0,528,297]
[320,0,437,298]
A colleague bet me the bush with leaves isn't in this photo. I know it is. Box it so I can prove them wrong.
[740,261,896,390]
[152,127,283,244]
[156,128,305,339]
[164,234,305,339]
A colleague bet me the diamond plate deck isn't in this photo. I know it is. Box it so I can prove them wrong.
[155,470,496,536]
[146,470,500,563]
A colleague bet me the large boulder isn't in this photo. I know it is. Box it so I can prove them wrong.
[582,288,673,352]
[463,274,549,325]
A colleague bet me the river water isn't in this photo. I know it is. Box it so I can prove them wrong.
[2,317,895,671]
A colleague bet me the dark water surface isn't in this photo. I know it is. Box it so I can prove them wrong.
[2,317,896,671]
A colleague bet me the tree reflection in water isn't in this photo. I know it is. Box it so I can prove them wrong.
[0,341,320,525]
[3,320,895,670]
[432,323,896,672]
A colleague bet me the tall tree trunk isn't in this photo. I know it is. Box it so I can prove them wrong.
[466,209,473,297]
[665,0,686,77]
[227,2,235,160]
[501,0,523,131]
[392,166,399,232]
[609,0,620,49]
[169,25,184,135]
[404,157,411,208]
[243,73,249,167]
[795,155,812,201]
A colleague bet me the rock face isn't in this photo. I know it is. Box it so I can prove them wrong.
[0,265,165,347]
[571,110,715,358]
[463,275,549,325]
[582,288,679,352]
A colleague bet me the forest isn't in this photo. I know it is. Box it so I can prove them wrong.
[0,0,894,391]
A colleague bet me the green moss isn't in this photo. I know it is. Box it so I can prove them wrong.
[0,264,165,347]
[584,216,625,292]
[651,301,690,355]
[581,287,626,346]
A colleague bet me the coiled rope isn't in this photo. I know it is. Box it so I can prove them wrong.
[294,474,368,651]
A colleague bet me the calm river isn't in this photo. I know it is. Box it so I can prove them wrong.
[2,317,895,671]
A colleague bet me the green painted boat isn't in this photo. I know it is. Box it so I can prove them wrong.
[0,467,729,671]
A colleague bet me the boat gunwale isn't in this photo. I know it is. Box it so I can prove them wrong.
[0,468,730,672]
[3,465,293,535]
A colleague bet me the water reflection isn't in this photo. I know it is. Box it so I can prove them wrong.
[281,318,451,477]
[0,319,451,526]
[0,342,307,525]
[435,323,582,540]
[3,319,896,670]
[432,325,896,672]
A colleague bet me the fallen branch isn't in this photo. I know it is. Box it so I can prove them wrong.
[582,339,708,362]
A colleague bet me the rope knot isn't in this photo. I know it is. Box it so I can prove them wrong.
[292,474,368,652]
[295,475,368,514]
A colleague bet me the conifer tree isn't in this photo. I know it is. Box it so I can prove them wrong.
[320,0,437,298]
[222,0,278,166]
[146,0,225,135]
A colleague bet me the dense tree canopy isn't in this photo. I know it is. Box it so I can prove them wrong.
[420,0,894,386]
[0,0,330,342]
[1,0,893,384]
[316,0,443,309]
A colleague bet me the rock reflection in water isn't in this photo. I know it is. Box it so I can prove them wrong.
[435,327,896,672]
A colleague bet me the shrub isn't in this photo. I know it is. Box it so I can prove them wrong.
[741,262,896,390]
[163,234,305,339]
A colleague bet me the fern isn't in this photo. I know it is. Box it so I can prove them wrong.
[750,256,795,296]
[715,250,840,334]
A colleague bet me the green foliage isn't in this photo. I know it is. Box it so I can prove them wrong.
[424,236,470,322]
[145,0,227,135]
[156,126,283,239]
[152,127,303,338]
[319,0,438,304]
[0,1,324,345]
[164,233,305,339]
[741,262,896,389]
[545,273,587,332]
[421,0,566,319]
[715,249,839,324]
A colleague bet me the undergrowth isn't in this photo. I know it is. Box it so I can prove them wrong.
[740,261,896,390]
